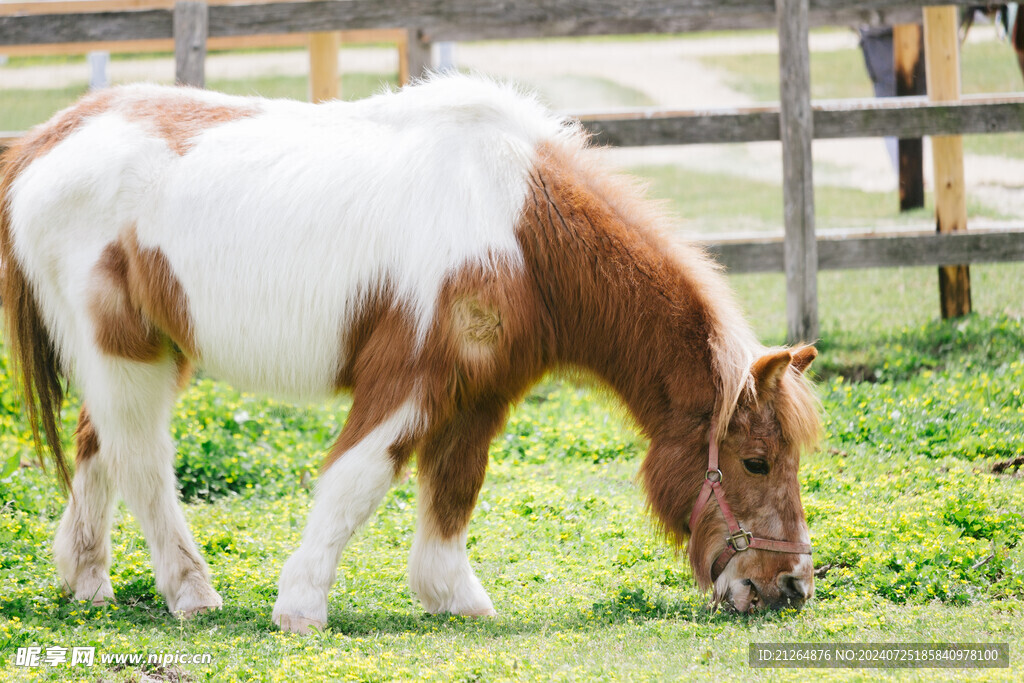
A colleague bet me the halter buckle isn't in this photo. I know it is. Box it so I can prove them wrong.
[705,469,723,483]
[727,529,753,552]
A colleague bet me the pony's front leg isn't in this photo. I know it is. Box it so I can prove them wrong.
[409,399,507,616]
[273,398,423,634]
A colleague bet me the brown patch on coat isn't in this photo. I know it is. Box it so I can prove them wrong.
[324,263,543,474]
[326,285,419,471]
[518,143,724,438]
[87,230,196,362]
[122,229,197,357]
[119,95,259,156]
[74,407,100,465]
[417,397,509,539]
[88,241,165,362]
[424,263,544,416]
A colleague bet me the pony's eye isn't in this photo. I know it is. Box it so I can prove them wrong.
[742,458,770,475]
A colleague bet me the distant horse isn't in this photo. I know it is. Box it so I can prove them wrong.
[961,4,1024,80]
[0,75,819,632]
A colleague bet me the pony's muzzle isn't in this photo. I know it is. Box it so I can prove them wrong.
[768,563,815,610]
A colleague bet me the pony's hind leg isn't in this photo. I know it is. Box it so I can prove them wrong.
[77,353,220,617]
[53,408,116,605]
[272,397,423,634]
[409,399,507,616]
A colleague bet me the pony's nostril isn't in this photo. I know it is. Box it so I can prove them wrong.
[778,572,807,601]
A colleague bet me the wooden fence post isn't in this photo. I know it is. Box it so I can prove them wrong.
[404,28,432,83]
[87,50,109,90]
[309,31,340,102]
[398,33,411,85]
[894,23,926,210]
[923,6,971,318]
[174,0,207,87]
[776,0,818,343]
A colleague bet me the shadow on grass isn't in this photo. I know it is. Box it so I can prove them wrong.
[814,314,1024,384]
[1,582,802,643]
[317,585,801,636]
[0,573,804,652]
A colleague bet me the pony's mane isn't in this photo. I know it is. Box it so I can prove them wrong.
[544,130,761,441]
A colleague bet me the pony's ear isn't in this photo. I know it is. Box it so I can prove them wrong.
[791,345,817,374]
[751,349,792,399]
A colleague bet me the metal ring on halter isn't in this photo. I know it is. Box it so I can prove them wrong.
[705,469,722,483]
[727,529,753,552]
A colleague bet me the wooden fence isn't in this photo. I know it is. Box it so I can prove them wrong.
[2,0,1024,342]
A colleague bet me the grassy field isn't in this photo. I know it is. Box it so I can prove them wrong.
[1,304,1022,681]
[1,34,1023,682]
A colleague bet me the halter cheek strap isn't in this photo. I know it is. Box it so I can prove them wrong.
[688,420,812,583]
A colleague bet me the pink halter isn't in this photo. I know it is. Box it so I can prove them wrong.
[688,420,811,583]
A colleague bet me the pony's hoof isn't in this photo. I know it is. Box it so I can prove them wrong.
[275,614,326,634]
[73,586,115,607]
[461,606,497,617]
[170,584,223,618]
[177,603,221,619]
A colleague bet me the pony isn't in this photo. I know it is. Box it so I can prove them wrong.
[0,75,820,632]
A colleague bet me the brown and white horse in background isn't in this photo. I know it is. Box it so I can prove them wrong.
[0,75,820,633]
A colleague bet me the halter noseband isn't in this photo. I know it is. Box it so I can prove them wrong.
[688,420,811,583]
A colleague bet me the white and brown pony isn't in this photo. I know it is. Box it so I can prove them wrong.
[0,75,819,632]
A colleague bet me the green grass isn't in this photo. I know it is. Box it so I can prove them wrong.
[208,72,398,103]
[730,263,1024,345]
[960,39,1024,95]
[699,48,871,103]
[2,310,1023,681]
[0,85,90,132]
[626,164,1007,235]
[962,132,1024,160]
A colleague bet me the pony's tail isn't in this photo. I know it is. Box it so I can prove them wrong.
[0,147,72,492]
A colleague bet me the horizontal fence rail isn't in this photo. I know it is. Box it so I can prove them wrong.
[705,227,1024,273]
[0,0,980,46]
[579,95,1024,145]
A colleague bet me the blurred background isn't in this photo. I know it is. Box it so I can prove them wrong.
[2,6,1023,342]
